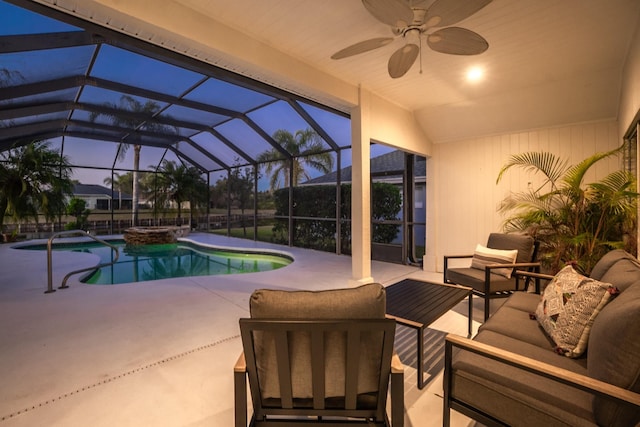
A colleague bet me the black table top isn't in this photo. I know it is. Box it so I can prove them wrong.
[385,279,471,329]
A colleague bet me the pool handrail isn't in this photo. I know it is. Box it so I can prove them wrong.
[46,230,120,293]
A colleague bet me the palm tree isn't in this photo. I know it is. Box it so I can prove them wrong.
[0,141,73,238]
[155,160,208,225]
[90,95,176,225]
[103,173,132,210]
[257,129,334,191]
[496,145,638,274]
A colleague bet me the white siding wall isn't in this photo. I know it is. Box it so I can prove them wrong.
[424,120,621,272]
[618,22,640,138]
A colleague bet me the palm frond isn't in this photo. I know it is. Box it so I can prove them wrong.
[562,145,623,190]
[496,151,567,186]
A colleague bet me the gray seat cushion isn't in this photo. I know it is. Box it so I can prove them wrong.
[447,233,535,295]
[249,283,386,399]
[479,293,561,351]
[487,232,535,264]
[452,330,595,427]
[588,283,640,426]
[501,290,540,312]
[446,267,519,293]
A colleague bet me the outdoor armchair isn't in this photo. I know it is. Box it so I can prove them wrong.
[444,233,540,321]
[234,283,404,426]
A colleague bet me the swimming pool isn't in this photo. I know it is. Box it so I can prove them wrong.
[18,239,293,285]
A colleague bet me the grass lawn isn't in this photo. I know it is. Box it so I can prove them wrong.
[209,225,276,242]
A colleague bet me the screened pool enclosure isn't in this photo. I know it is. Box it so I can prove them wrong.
[0,0,425,265]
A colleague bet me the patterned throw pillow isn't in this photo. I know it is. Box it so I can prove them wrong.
[535,265,619,358]
[470,244,518,278]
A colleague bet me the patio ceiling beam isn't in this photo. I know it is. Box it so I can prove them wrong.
[0,101,216,140]
[165,145,209,173]
[0,117,184,148]
[287,99,340,151]
[0,102,74,120]
[0,75,244,120]
[75,102,210,132]
[89,77,243,119]
[0,75,83,99]
[0,103,241,168]
[0,31,101,54]
[182,137,230,170]
[0,129,66,151]
[241,116,291,159]
[206,128,254,165]
[0,118,67,141]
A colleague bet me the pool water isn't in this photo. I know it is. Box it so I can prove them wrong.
[20,240,292,285]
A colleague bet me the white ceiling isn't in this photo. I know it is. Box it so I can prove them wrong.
[34,0,640,143]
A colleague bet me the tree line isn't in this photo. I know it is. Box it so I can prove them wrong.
[0,125,336,240]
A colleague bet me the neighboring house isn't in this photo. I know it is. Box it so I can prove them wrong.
[304,149,426,186]
[72,184,132,210]
[303,150,427,249]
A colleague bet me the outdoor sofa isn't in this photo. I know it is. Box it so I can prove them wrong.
[443,249,640,426]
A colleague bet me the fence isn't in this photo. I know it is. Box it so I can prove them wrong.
[2,213,275,239]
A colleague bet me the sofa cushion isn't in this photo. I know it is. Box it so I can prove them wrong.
[501,290,541,312]
[471,244,519,278]
[452,329,594,426]
[589,249,640,292]
[535,265,618,358]
[479,293,556,349]
[249,283,386,399]
[588,283,640,427]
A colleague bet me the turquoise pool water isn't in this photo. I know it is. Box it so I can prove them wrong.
[19,240,292,285]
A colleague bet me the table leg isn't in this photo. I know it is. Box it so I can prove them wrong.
[468,293,473,337]
[417,326,425,389]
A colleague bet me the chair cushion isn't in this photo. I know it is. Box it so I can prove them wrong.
[249,283,386,400]
[486,232,535,264]
[588,283,640,427]
[535,265,618,358]
[471,244,519,278]
[446,266,519,294]
[250,282,386,319]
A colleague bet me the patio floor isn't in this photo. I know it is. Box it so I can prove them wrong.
[0,233,482,426]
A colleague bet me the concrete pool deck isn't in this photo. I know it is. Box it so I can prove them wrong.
[0,233,480,426]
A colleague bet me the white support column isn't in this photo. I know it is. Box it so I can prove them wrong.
[349,88,373,286]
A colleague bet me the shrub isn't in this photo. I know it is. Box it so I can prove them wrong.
[272,183,402,252]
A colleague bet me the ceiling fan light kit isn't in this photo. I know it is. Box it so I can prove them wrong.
[332,0,492,78]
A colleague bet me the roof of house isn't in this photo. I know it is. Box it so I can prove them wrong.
[303,150,426,185]
[73,184,132,200]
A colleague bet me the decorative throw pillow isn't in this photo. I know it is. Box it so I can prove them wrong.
[470,244,518,278]
[535,265,619,358]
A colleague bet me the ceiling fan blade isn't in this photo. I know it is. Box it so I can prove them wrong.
[331,37,395,60]
[424,0,492,28]
[362,0,414,28]
[388,43,419,79]
[427,27,489,55]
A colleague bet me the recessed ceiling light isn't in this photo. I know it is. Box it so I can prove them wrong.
[466,66,484,82]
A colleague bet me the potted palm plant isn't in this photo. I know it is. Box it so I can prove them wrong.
[496,145,638,275]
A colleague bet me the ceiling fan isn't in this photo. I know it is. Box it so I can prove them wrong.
[331,0,492,78]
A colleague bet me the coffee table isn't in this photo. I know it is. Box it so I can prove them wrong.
[385,279,472,389]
